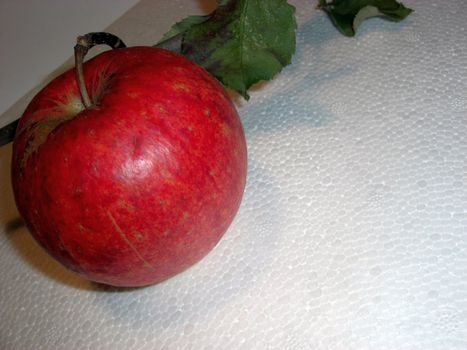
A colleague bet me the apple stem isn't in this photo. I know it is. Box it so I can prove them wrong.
[74,41,93,108]
[74,32,127,108]
[0,32,127,146]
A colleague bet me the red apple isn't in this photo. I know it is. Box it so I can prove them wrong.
[11,46,247,287]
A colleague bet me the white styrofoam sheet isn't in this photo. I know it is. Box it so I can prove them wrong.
[1,0,467,349]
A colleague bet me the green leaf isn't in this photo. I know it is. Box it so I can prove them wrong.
[319,0,413,37]
[160,0,297,99]
[157,15,209,44]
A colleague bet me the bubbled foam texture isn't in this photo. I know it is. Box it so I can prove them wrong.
[1,0,467,349]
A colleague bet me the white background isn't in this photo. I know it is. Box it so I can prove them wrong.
[1,1,467,349]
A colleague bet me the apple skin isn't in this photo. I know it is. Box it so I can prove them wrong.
[11,47,247,287]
